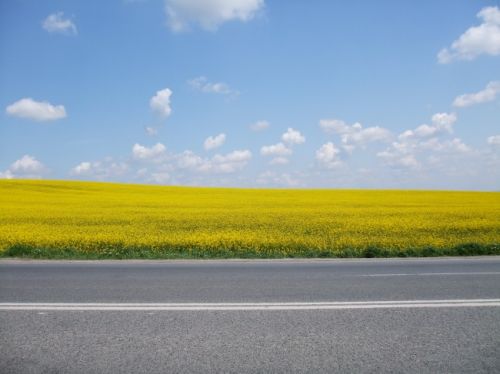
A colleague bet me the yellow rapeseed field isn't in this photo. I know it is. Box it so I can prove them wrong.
[0,179,499,258]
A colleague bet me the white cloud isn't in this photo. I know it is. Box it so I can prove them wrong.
[316,142,342,169]
[70,148,247,183]
[343,126,392,146]
[71,159,128,179]
[145,126,158,136]
[250,120,270,131]
[453,81,500,107]
[269,157,289,165]
[188,76,237,96]
[0,170,14,179]
[150,88,172,118]
[319,119,351,134]
[199,150,252,173]
[438,6,500,63]
[204,133,226,150]
[177,150,203,169]
[10,155,45,174]
[320,119,392,150]
[430,112,457,132]
[419,138,470,153]
[412,124,438,138]
[487,135,500,146]
[157,148,253,175]
[377,151,419,169]
[71,162,91,175]
[165,0,264,32]
[216,150,251,163]
[6,98,66,122]
[256,171,301,187]
[1,155,47,179]
[378,113,468,170]
[399,113,457,141]
[150,172,171,184]
[42,12,77,35]
[132,143,167,160]
[260,128,304,164]
[282,128,305,145]
[260,142,292,156]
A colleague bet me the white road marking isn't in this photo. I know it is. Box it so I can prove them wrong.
[1,299,500,311]
[360,272,500,277]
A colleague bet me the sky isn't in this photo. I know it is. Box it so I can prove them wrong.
[1,0,499,190]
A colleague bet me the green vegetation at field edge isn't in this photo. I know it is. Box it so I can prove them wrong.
[2,243,499,260]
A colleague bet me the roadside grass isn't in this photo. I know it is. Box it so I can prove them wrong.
[1,180,499,259]
[2,243,499,260]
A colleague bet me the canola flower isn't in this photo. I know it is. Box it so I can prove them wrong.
[0,180,499,258]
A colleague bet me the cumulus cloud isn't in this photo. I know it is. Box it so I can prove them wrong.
[150,172,171,184]
[250,120,270,131]
[0,155,47,179]
[430,112,457,132]
[419,138,470,153]
[204,133,226,150]
[176,150,203,169]
[378,113,468,170]
[319,119,391,151]
[316,142,342,169]
[256,171,300,187]
[453,81,500,107]
[188,76,237,96]
[132,143,167,160]
[282,128,305,145]
[130,143,252,177]
[204,150,252,173]
[6,98,66,122]
[487,135,500,146]
[71,162,92,175]
[150,88,172,117]
[42,12,77,35]
[165,0,264,32]
[377,151,419,169]
[269,157,289,165]
[71,159,128,179]
[319,119,351,134]
[399,113,457,141]
[175,149,252,174]
[145,126,158,136]
[438,6,500,63]
[260,142,292,156]
[0,170,14,179]
[260,128,305,165]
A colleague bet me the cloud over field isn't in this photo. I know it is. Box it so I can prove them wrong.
[150,88,172,118]
[6,98,66,122]
[453,81,500,107]
[0,155,48,179]
[165,0,264,32]
[320,119,392,153]
[204,133,226,151]
[377,113,469,170]
[438,6,500,63]
[316,142,342,169]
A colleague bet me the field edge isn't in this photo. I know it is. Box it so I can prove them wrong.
[1,243,499,260]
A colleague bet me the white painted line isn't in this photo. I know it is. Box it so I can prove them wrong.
[360,272,500,277]
[1,299,500,311]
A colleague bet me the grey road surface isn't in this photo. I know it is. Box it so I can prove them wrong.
[1,257,500,373]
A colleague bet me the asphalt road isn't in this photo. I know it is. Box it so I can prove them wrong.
[1,257,500,373]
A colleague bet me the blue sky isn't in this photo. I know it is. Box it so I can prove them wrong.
[1,0,499,189]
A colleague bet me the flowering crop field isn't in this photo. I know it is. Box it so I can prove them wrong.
[0,180,499,259]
